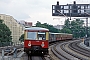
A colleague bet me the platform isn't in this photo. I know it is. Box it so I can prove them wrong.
[79,42,90,50]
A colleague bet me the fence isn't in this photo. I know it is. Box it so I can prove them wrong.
[0,42,24,60]
[0,42,23,47]
[0,56,26,60]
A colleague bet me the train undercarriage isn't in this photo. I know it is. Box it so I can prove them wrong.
[24,46,48,55]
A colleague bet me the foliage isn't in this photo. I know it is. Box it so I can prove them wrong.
[63,19,71,29]
[35,21,60,33]
[34,19,90,38]
[19,34,24,42]
[0,19,12,42]
[60,28,72,33]
[70,19,85,38]
[60,18,86,38]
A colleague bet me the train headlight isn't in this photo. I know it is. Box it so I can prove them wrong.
[41,42,45,47]
[28,41,31,46]
[28,43,31,46]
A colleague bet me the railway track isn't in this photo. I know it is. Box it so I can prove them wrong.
[51,42,78,60]
[18,40,72,60]
[18,41,66,60]
[27,55,46,60]
[51,40,90,60]
[69,40,90,59]
[61,41,87,60]
[21,52,52,60]
[1,39,90,60]
[0,41,59,60]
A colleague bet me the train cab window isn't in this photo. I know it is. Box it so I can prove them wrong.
[27,32,37,40]
[38,32,46,40]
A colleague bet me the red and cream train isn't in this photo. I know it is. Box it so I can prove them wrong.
[24,27,73,55]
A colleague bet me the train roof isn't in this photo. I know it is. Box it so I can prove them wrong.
[50,32,72,35]
[25,27,49,31]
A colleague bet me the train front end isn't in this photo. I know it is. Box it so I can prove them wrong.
[24,27,49,55]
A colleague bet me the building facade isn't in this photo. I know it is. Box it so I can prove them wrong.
[19,20,32,27]
[0,14,24,42]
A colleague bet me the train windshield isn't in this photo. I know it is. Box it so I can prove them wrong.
[27,32,46,40]
[27,32,37,40]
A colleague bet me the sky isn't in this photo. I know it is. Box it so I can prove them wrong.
[0,0,90,26]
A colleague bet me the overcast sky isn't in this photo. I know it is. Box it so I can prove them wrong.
[0,0,90,25]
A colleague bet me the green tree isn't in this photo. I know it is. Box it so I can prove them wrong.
[60,18,85,38]
[60,28,72,33]
[60,19,72,33]
[35,21,60,33]
[0,19,12,42]
[70,19,85,38]
[19,34,24,42]
[64,19,70,29]
[35,21,42,27]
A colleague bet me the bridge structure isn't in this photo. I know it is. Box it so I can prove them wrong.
[52,1,90,46]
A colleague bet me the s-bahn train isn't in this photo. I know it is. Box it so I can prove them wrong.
[49,33,73,42]
[24,27,73,55]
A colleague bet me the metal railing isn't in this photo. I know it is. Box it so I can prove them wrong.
[0,42,23,47]
[0,41,24,60]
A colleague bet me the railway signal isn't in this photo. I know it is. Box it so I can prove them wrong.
[52,1,90,46]
[52,1,90,17]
